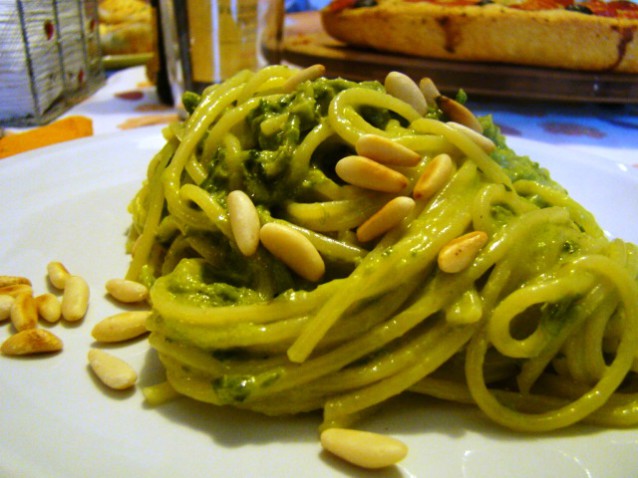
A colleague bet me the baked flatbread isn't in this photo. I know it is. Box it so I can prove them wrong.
[98,0,153,55]
[321,0,638,72]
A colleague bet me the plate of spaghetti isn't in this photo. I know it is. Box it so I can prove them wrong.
[0,65,637,477]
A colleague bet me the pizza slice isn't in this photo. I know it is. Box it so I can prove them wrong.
[321,0,638,72]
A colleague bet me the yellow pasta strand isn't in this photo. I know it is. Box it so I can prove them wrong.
[127,66,638,435]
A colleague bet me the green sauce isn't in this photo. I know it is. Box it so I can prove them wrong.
[200,78,386,206]
[164,84,565,310]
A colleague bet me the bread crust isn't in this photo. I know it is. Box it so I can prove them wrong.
[321,1,638,73]
[98,0,153,55]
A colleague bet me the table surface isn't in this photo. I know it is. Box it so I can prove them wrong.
[4,3,636,176]
[56,65,637,172]
[4,8,635,173]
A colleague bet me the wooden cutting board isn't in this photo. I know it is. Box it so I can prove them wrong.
[281,12,638,103]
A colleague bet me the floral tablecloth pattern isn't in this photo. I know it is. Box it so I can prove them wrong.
[61,66,638,173]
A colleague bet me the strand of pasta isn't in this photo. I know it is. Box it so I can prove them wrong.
[466,255,638,432]
[410,118,512,188]
[234,65,293,104]
[287,120,335,185]
[487,272,595,359]
[151,282,415,354]
[201,271,438,401]
[286,160,481,363]
[160,235,192,275]
[561,286,618,384]
[184,153,208,185]
[201,94,283,160]
[322,322,478,429]
[270,217,367,263]
[224,320,474,419]
[514,179,604,238]
[471,182,537,235]
[151,274,343,325]
[162,82,250,232]
[514,281,613,394]
[132,67,638,434]
[126,139,177,281]
[328,87,423,145]
[284,194,391,232]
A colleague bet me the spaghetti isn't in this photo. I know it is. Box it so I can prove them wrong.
[127,65,638,433]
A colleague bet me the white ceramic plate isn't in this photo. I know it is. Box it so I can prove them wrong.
[1,128,637,478]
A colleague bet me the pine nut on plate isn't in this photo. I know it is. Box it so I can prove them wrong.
[0,275,31,288]
[47,261,71,290]
[0,294,15,322]
[227,189,261,257]
[438,230,489,273]
[413,153,455,201]
[418,77,440,105]
[446,122,496,153]
[320,428,408,469]
[88,348,137,390]
[105,278,149,303]
[438,95,483,133]
[259,223,325,282]
[61,275,90,322]
[335,155,408,193]
[282,64,326,92]
[355,134,421,167]
[35,293,62,323]
[1,329,63,356]
[356,196,415,242]
[92,310,151,343]
[384,71,427,115]
[10,291,38,331]
[0,283,33,298]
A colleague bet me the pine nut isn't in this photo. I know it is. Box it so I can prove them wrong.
[438,95,483,133]
[35,293,62,323]
[413,153,455,201]
[61,275,89,322]
[447,122,496,153]
[356,196,415,242]
[88,348,137,390]
[0,294,14,321]
[47,261,71,289]
[0,275,31,288]
[227,190,261,257]
[355,134,421,167]
[418,77,440,105]
[105,278,149,304]
[11,292,38,331]
[384,71,427,115]
[92,311,151,343]
[282,64,326,92]
[0,283,33,298]
[335,155,408,193]
[438,230,489,273]
[259,223,325,282]
[1,329,63,356]
[320,428,408,469]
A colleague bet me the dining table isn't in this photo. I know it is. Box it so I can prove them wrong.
[6,9,635,169]
[56,63,638,169]
[1,11,638,478]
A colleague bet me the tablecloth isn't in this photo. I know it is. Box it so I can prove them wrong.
[63,65,637,172]
[59,66,178,134]
[471,98,638,170]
